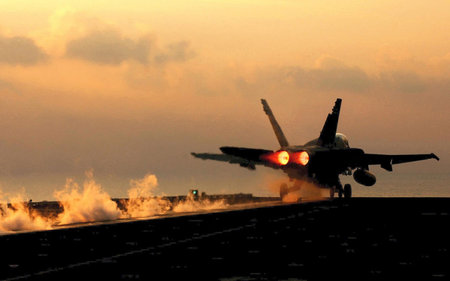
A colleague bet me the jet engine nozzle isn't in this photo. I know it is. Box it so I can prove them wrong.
[261,150,290,166]
[292,151,309,166]
[353,169,376,186]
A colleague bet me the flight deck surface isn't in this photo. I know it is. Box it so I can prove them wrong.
[1,198,449,280]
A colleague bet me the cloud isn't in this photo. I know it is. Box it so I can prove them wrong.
[154,41,195,64]
[65,29,153,65]
[0,78,18,94]
[65,29,194,65]
[286,66,371,93]
[378,71,427,94]
[0,35,48,65]
[236,57,430,94]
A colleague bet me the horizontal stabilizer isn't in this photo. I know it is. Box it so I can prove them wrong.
[191,152,261,170]
[191,152,256,169]
[220,146,273,162]
[191,146,277,171]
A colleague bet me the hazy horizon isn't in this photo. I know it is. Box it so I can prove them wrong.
[0,1,448,200]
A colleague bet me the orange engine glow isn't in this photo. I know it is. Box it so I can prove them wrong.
[277,151,290,165]
[261,150,290,166]
[294,151,309,166]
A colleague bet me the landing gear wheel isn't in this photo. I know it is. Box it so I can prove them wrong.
[280,183,288,200]
[344,184,352,199]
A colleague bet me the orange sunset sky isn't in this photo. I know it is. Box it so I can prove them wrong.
[0,1,448,199]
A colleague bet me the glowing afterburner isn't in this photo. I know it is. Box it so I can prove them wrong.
[261,150,290,166]
[294,151,309,166]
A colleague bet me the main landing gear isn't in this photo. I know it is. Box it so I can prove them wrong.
[337,183,352,199]
[344,184,352,199]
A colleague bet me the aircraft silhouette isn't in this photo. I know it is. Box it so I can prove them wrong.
[192,99,439,199]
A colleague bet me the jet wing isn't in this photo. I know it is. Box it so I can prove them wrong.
[364,153,439,171]
[191,147,276,170]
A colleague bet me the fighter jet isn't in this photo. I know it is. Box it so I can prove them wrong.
[192,99,439,199]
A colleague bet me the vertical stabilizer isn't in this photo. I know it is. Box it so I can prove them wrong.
[317,98,342,147]
[261,99,289,148]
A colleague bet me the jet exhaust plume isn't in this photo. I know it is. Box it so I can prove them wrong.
[266,177,329,203]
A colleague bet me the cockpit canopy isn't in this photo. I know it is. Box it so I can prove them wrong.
[303,133,349,148]
[335,133,350,148]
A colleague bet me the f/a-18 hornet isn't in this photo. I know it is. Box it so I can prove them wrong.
[192,99,439,199]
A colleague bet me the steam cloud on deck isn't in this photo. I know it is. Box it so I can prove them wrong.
[0,172,228,233]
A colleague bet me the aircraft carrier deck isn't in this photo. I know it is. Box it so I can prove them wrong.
[1,197,449,280]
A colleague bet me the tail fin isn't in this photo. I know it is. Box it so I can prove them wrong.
[261,99,289,148]
[317,98,342,147]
